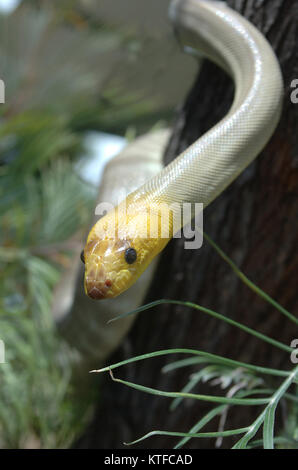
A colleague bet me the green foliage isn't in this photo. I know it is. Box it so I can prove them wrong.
[0,0,173,448]
[93,236,298,449]
[0,3,170,135]
[0,155,95,447]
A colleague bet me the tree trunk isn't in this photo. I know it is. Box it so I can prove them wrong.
[75,0,298,449]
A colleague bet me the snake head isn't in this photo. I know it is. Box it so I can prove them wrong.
[82,204,170,299]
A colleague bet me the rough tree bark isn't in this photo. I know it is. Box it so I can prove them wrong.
[75,0,298,449]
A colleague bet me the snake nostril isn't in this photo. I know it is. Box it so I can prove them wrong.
[80,250,85,264]
[105,279,112,288]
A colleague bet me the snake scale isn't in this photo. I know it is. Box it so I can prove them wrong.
[81,0,283,300]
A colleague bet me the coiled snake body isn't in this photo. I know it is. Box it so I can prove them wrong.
[82,0,283,300]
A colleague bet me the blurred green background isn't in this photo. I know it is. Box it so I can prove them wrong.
[0,0,196,448]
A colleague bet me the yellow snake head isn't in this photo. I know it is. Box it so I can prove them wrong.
[82,201,171,299]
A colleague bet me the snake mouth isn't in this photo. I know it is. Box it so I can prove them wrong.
[86,284,106,300]
[85,278,112,300]
[84,263,113,299]
[83,249,114,299]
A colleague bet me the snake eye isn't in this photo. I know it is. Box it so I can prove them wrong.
[125,247,137,264]
[80,250,85,264]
